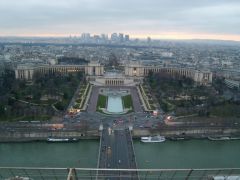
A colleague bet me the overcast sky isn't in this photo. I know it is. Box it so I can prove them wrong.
[0,0,240,40]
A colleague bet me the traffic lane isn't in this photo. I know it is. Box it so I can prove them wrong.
[107,130,120,169]
[107,130,135,179]
[112,130,127,169]
[100,129,134,168]
[118,130,138,179]
[118,131,130,169]
[99,129,118,179]
[92,127,140,179]
[100,129,110,168]
[115,131,135,172]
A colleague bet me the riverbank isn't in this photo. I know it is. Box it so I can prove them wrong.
[0,130,99,142]
[133,126,240,139]
[1,126,240,142]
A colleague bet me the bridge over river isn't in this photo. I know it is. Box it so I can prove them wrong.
[97,127,139,179]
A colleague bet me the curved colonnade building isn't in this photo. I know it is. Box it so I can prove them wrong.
[124,61,212,85]
[15,61,212,86]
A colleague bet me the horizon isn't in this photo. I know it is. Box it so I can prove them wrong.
[1,33,240,42]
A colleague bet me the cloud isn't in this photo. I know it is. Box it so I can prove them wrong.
[0,0,240,40]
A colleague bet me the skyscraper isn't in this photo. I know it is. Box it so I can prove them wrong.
[111,33,118,42]
[125,34,130,41]
[119,33,124,42]
[81,33,91,42]
[147,37,151,43]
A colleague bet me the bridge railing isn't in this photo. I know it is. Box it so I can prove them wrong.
[1,167,240,180]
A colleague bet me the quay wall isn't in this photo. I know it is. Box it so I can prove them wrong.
[0,127,240,142]
[0,130,99,142]
[132,127,240,138]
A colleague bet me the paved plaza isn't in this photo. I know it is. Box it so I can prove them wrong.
[87,86,143,113]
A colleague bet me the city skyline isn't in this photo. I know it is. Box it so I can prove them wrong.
[0,0,240,41]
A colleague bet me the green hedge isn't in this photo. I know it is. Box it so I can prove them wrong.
[122,95,133,109]
[97,95,107,109]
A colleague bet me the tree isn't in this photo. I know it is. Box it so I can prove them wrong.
[63,92,69,100]
[54,102,65,111]
[77,71,83,79]
[0,104,6,116]
[8,97,15,106]
[148,70,154,83]
[0,69,15,95]
[33,91,41,101]
[108,53,119,68]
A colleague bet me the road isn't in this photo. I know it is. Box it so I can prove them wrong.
[98,127,138,179]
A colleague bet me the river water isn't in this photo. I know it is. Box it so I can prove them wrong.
[0,140,240,168]
[0,140,99,168]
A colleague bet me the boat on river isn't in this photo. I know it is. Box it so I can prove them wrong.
[208,136,240,141]
[141,135,166,143]
[47,137,78,142]
[211,175,240,180]
[208,136,230,141]
[169,136,190,141]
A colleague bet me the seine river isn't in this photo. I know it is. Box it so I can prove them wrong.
[0,140,240,168]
